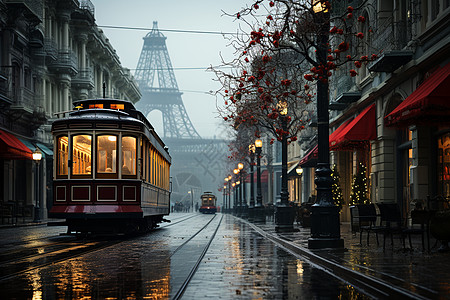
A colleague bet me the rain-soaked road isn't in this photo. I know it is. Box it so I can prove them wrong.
[0,213,371,299]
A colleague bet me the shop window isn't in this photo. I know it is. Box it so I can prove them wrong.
[97,135,117,174]
[122,136,136,176]
[57,136,68,176]
[438,132,450,199]
[72,135,92,176]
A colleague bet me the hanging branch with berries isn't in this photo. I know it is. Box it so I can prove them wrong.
[212,0,379,142]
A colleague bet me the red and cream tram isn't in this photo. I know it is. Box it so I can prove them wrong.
[199,192,217,214]
[49,98,171,234]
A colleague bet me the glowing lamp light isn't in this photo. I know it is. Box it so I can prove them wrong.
[233,168,239,175]
[108,136,117,142]
[238,163,244,170]
[296,167,304,176]
[255,139,263,148]
[312,0,328,13]
[32,149,42,161]
[277,100,288,116]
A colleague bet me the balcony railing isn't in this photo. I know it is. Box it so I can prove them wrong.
[48,50,78,75]
[72,69,94,89]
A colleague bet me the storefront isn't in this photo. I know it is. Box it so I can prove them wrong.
[385,62,450,210]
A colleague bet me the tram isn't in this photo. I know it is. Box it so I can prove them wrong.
[199,192,217,214]
[48,98,171,234]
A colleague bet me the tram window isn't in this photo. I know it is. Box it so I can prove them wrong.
[110,104,124,110]
[57,136,68,176]
[89,104,103,109]
[122,136,136,176]
[72,135,92,175]
[97,135,117,174]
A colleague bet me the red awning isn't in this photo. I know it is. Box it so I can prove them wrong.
[330,104,376,150]
[245,169,268,183]
[0,129,33,160]
[385,62,450,127]
[298,119,354,167]
[299,145,318,167]
[329,118,353,144]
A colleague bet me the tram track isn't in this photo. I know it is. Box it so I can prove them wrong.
[0,238,125,282]
[171,214,223,300]
[0,213,211,284]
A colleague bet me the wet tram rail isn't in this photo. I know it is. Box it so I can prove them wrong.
[0,213,221,299]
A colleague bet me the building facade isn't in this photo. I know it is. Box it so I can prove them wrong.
[0,0,141,222]
[325,0,450,221]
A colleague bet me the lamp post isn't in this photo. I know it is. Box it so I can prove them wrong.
[275,101,296,232]
[308,1,344,249]
[188,189,194,212]
[227,175,232,213]
[254,139,265,222]
[248,144,256,221]
[232,181,237,214]
[233,167,240,215]
[224,177,229,213]
[32,149,42,222]
[296,167,303,203]
[238,162,248,218]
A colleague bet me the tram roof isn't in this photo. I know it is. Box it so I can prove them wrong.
[53,98,171,162]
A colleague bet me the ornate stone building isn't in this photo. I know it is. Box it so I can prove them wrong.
[326,0,450,221]
[0,0,141,221]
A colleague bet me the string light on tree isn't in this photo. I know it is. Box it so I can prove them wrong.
[331,165,344,210]
[350,163,369,205]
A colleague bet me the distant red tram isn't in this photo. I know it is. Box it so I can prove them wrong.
[199,192,217,214]
[49,98,171,234]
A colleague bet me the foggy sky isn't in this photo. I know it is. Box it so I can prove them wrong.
[92,0,254,139]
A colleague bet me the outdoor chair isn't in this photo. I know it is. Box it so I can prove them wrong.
[377,203,406,250]
[354,204,380,245]
[402,210,433,251]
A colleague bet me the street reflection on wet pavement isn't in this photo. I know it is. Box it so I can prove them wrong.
[0,214,370,299]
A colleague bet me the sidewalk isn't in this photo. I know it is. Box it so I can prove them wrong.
[248,218,449,300]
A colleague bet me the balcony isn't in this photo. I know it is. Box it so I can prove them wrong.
[0,68,13,106]
[72,69,94,90]
[44,38,58,61]
[48,50,78,76]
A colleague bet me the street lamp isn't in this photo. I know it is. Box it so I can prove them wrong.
[223,185,226,212]
[254,139,265,222]
[238,163,248,218]
[308,1,344,249]
[32,149,42,222]
[227,175,232,212]
[224,177,229,213]
[275,101,296,232]
[233,168,239,215]
[188,189,194,212]
[248,144,256,221]
[296,167,304,204]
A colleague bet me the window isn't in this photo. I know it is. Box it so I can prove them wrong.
[89,104,103,109]
[57,136,68,176]
[110,104,124,110]
[72,135,92,175]
[122,136,136,176]
[97,135,117,174]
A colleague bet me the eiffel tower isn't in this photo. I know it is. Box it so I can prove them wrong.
[134,21,227,208]
[134,21,200,139]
